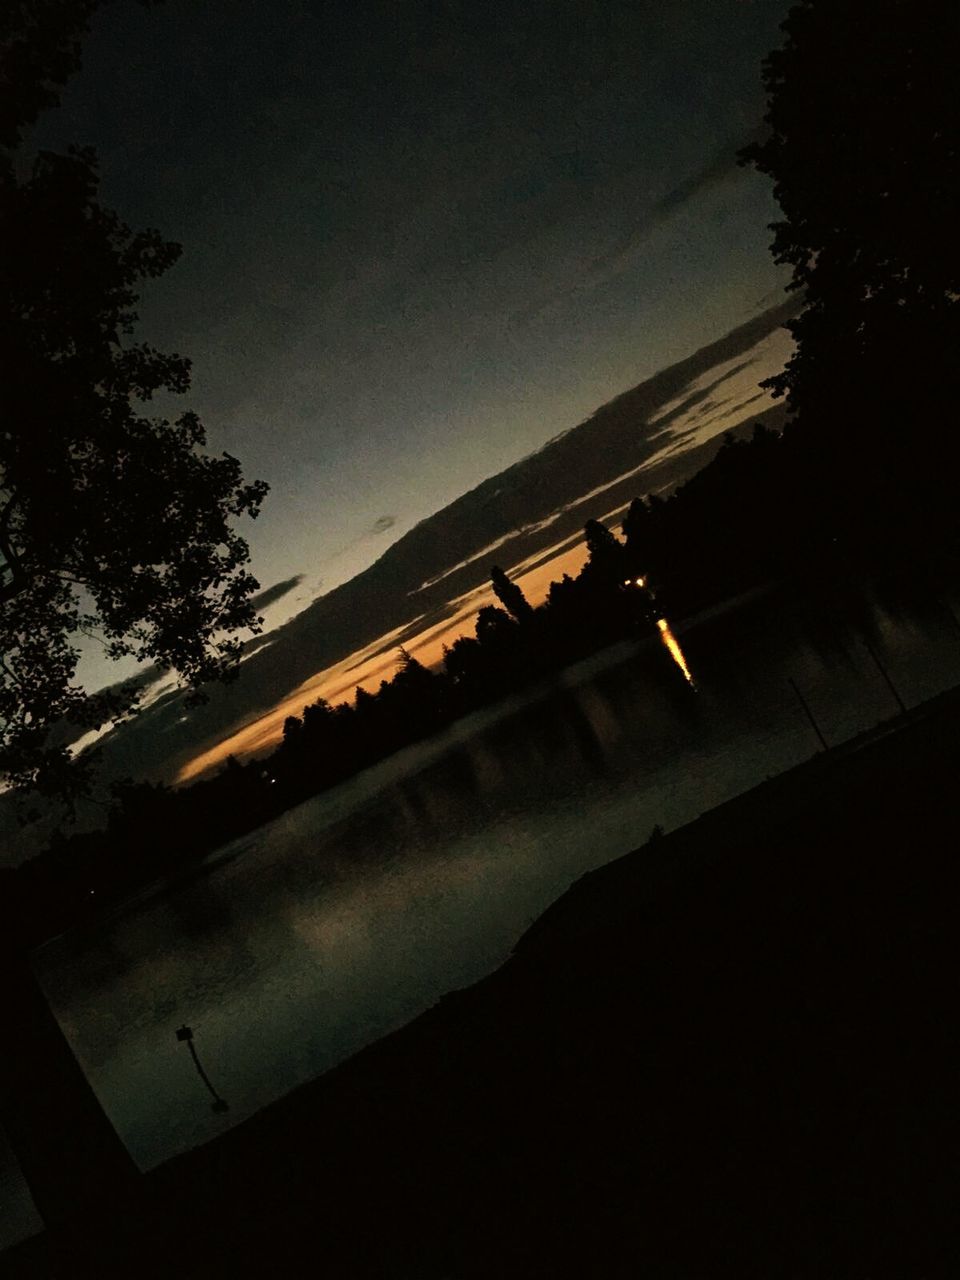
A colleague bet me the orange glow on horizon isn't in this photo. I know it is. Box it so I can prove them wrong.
[176,538,591,783]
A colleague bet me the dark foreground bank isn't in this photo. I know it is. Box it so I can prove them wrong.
[7,689,959,1277]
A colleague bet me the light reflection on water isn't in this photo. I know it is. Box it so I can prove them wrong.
[656,616,696,685]
[5,590,960,1246]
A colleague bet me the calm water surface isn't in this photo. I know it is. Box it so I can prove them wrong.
[4,589,960,1244]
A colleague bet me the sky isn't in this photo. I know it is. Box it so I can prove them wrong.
[33,0,793,689]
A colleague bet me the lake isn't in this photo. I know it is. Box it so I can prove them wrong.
[4,585,960,1246]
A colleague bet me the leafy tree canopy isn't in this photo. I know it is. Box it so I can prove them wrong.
[1,1,268,798]
[741,1,960,452]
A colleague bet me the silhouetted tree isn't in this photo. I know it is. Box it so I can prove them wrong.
[546,573,577,609]
[630,425,790,615]
[622,497,657,577]
[302,696,336,743]
[621,496,650,549]
[741,0,960,548]
[474,604,515,646]
[1,55,268,800]
[388,648,447,737]
[443,635,484,691]
[282,715,303,745]
[544,573,581,640]
[354,685,377,718]
[395,646,428,679]
[0,3,268,1265]
[582,519,627,587]
[470,604,526,689]
[575,520,637,643]
[490,564,534,623]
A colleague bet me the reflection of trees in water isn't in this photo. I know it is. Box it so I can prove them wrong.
[407,745,499,814]
[784,574,960,701]
[157,876,237,943]
[390,777,436,833]
[544,688,615,779]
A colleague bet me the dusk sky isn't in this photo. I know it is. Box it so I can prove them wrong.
[34,0,794,688]
[3,7,953,1265]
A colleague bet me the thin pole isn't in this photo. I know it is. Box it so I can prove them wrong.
[788,677,828,752]
[177,1025,229,1113]
[862,637,906,714]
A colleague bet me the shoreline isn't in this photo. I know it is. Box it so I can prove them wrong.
[7,678,959,1275]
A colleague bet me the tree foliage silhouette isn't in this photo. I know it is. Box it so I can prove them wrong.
[740,0,960,538]
[622,497,658,579]
[490,564,533,623]
[0,3,268,800]
[0,3,267,1267]
[581,518,627,588]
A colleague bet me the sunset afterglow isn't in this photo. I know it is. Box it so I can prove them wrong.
[177,536,592,782]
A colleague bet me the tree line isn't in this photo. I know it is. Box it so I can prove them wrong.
[15,377,960,948]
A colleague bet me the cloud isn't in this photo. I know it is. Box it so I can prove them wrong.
[249,574,306,613]
[584,127,765,283]
[514,128,765,327]
[311,518,398,580]
[294,577,324,603]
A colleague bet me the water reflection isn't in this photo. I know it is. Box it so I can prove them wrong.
[656,617,696,686]
[8,588,960,1249]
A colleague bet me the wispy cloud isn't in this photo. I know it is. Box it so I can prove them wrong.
[250,574,306,613]
[583,128,763,286]
[514,128,764,327]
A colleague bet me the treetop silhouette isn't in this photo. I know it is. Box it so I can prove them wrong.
[740,0,960,530]
[1,3,268,799]
[490,564,534,623]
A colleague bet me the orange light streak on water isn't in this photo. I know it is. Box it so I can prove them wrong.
[656,618,695,686]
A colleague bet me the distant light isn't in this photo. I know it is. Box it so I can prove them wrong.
[635,576,646,587]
